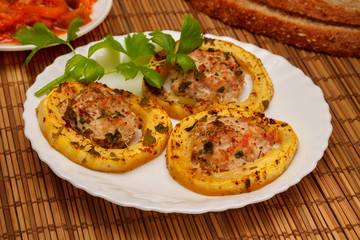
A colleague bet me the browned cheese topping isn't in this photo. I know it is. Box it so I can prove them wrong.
[61,84,141,149]
[190,115,279,173]
[170,48,245,102]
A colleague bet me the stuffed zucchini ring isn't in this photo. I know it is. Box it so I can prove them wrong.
[166,107,298,196]
[143,38,273,120]
[37,82,172,173]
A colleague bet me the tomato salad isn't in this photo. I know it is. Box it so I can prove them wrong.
[0,0,96,43]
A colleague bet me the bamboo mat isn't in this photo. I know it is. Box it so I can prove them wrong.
[1,0,360,239]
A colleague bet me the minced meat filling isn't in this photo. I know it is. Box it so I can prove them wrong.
[191,115,278,173]
[170,48,245,102]
[62,85,141,149]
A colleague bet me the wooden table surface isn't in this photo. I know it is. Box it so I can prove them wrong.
[1,0,359,239]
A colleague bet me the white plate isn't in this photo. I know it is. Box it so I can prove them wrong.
[0,0,113,51]
[23,31,332,214]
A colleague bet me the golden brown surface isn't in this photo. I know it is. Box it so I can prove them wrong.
[37,82,172,173]
[167,109,298,196]
[1,0,360,238]
[143,38,273,119]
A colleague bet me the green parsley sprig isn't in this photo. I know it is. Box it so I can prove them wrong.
[15,15,203,97]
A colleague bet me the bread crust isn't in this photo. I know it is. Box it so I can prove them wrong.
[257,0,360,26]
[189,0,360,57]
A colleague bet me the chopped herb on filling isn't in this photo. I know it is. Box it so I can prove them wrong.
[191,115,278,172]
[203,141,213,154]
[170,48,245,102]
[62,84,141,149]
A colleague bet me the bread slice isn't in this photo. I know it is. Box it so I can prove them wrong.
[189,0,360,57]
[257,0,360,26]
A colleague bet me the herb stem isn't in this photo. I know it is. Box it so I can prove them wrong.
[35,72,71,97]
[104,69,117,75]
[146,59,166,67]
[66,42,76,54]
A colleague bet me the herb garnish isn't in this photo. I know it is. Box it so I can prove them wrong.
[16,15,203,97]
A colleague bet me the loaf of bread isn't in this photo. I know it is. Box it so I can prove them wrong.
[189,0,360,57]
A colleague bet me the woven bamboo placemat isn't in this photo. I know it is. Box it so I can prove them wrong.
[1,0,359,239]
